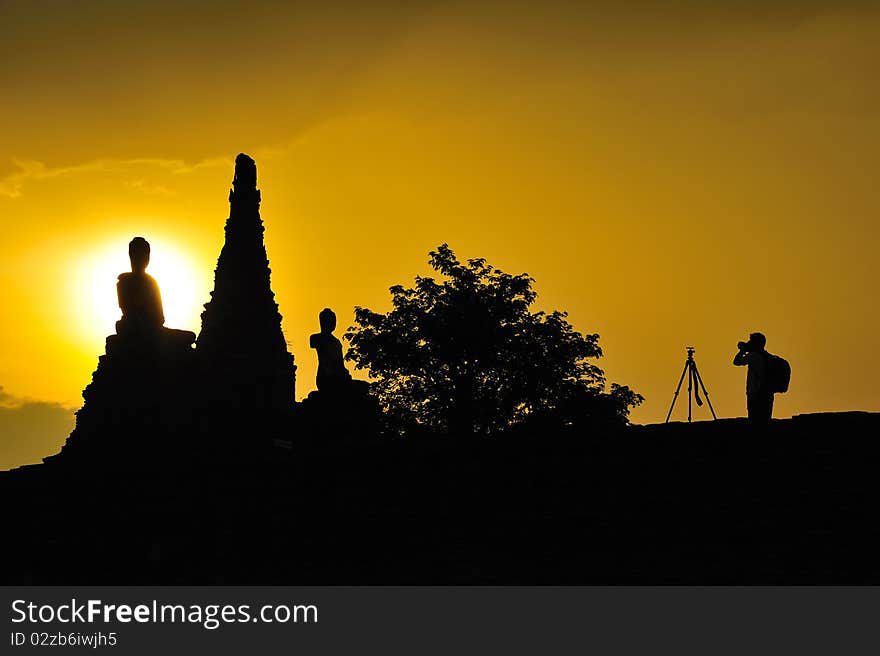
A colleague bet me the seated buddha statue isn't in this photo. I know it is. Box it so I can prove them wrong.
[116,237,165,337]
[110,237,195,356]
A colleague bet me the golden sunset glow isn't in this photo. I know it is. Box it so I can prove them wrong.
[1,1,879,468]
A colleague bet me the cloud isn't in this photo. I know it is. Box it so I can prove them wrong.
[0,147,295,199]
[123,179,174,197]
[0,387,75,471]
[0,155,231,199]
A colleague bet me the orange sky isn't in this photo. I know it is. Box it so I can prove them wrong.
[2,1,879,467]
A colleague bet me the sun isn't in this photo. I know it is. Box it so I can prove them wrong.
[70,236,208,346]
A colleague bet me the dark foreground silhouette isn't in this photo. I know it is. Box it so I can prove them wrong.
[2,154,876,584]
[3,412,880,584]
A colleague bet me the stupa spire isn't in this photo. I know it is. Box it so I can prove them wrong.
[198,153,296,414]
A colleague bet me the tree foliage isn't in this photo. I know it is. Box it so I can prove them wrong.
[345,244,643,434]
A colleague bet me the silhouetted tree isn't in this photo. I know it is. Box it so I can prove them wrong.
[345,244,643,435]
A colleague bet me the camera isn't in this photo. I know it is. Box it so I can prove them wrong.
[737,340,748,351]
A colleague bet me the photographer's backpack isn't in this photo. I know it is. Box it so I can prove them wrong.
[764,352,791,394]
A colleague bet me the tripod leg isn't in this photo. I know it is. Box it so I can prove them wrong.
[665,361,690,423]
[693,365,704,407]
[687,362,693,422]
[692,362,718,420]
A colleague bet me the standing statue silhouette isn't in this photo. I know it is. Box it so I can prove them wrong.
[309,308,352,393]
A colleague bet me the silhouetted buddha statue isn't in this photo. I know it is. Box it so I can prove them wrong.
[116,237,165,337]
[53,236,197,465]
[309,308,352,393]
[302,307,377,439]
[107,237,195,356]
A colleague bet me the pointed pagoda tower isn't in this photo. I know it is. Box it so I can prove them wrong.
[198,154,296,416]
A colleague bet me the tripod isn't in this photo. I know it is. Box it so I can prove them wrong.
[665,346,717,423]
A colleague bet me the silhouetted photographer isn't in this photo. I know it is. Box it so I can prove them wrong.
[733,332,790,424]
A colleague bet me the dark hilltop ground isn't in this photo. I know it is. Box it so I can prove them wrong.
[3,411,879,584]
